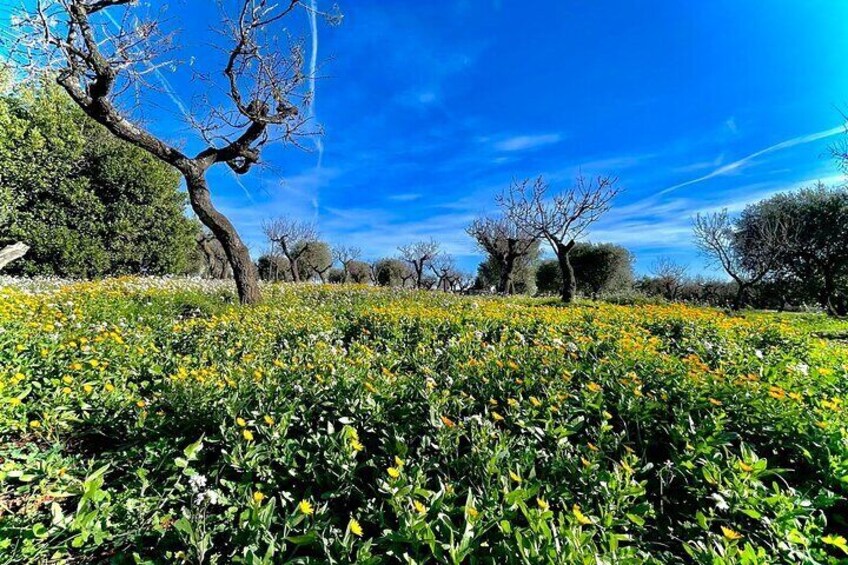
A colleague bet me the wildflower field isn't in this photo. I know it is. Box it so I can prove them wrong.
[1,279,847,563]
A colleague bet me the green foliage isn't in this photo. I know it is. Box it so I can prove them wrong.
[0,84,198,277]
[536,259,562,295]
[373,258,408,287]
[1,280,846,562]
[570,242,634,297]
[739,183,848,313]
[476,251,539,295]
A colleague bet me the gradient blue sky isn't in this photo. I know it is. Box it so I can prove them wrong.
[4,0,848,275]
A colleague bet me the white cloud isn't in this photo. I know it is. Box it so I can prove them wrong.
[492,133,562,152]
[388,193,423,202]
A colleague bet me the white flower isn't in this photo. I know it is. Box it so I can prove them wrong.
[188,474,207,493]
[194,489,220,506]
[792,362,809,376]
[754,349,764,359]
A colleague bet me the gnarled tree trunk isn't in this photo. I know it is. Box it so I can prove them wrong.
[556,240,577,303]
[185,172,260,304]
[0,242,29,271]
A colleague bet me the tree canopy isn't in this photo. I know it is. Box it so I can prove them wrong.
[0,84,198,277]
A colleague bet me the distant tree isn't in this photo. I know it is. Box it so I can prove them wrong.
[467,216,540,294]
[334,246,362,283]
[8,0,339,302]
[430,254,457,291]
[346,260,372,284]
[499,175,620,303]
[649,257,689,301]
[373,258,410,287]
[693,209,788,310]
[738,183,848,314]
[399,239,440,289]
[570,242,634,298]
[476,253,539,294]
[299,240,334,282]
[263,218,318,283]
[0,85,197,277]
[257,254,289,281]
[196,231,233,280]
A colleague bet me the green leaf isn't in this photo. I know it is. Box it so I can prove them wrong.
[626,513,645,526]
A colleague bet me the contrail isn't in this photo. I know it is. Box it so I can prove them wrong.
[659,123,847,196]
[307,0,322,219]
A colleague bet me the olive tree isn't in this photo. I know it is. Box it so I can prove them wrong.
[498,175,620,303]
[693,209,788,310]
[467,216,539,294]
[8,0,337,303]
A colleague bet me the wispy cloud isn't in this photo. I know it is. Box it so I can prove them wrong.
[490,133,563,152]
[388,193,423,202]
[660,123,847,196]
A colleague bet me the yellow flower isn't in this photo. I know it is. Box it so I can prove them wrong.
[587,382,602,393]
[394,456,405,467]
[466,506,479,518]
[62,375,73,385]
[708,398,722,406]
[263,415,274,426]
[242,429,254,441]
[537,498,550,511]
[413,500,427,515]
[572,505,593,526]
[348,518,363,537]
[350,439,364,452]
[29,420,41,428]
[509,470,522,483]
[738,461,753,473]
[721,526,743,541]
[236,417,247,427]
[89,359,99,368]
[298,499,314,515]
[8,397,22,407]
[440,415,456,428]
[136,400,146,408]
[387,466,401,479]
[253,491,266,504]
[83,384,93,394]
[62,386,72,395]
[529,396,542,407]
[104,383,115,392]
[491,411,504,422]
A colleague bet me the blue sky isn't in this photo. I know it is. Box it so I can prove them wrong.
[5,0,848,275]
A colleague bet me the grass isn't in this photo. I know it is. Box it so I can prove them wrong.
[1,278,847,563]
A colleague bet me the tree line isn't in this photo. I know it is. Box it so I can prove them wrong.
[2,0,847,312]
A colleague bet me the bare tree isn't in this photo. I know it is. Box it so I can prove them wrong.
[693,209,788,310]
[430,253,456,292]
[467,216,539,294]
[499,175,620,303]
[650,256,688,301]
[398,239,440,289]
[333,245,361,283]
[7,0,338,303]
[263,217,317,283]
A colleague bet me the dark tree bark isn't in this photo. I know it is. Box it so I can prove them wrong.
[186,173,260,302]
[556,240,577,303]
